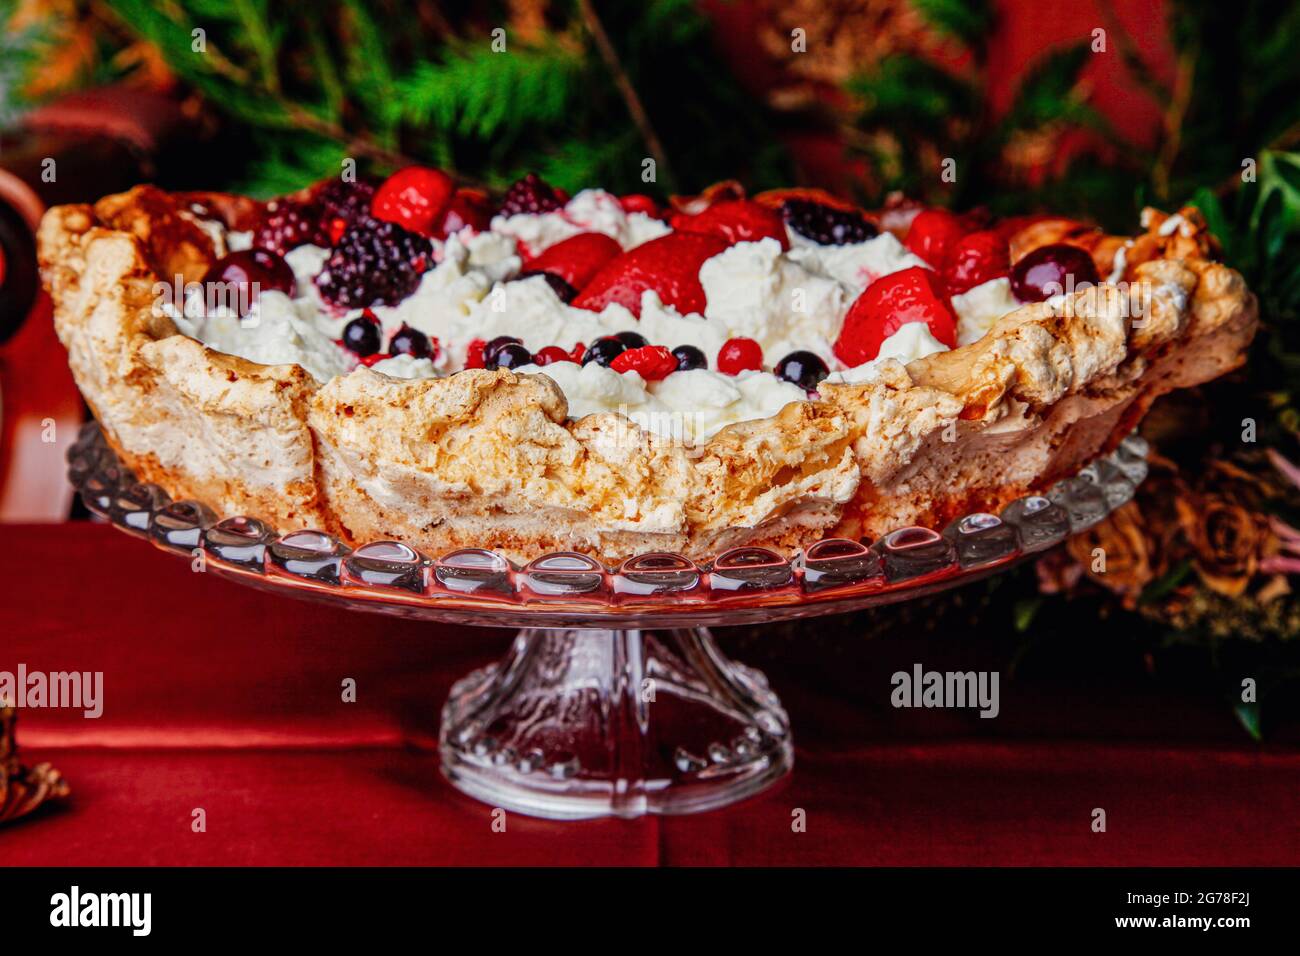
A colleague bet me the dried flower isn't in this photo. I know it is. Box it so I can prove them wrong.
[1178,496,1261,598]
[1066,502,1154,608]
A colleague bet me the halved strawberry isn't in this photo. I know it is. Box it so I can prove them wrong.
[611,345,677,380]
[572,232,729,317]
[523,232,622,291]
[904,209,969,269]
[833,266,957,367]
[619,194,661,217]
[942,229,1010,295]
[669,200,788,249]
[436,188,493,238]
[371,166,454,237]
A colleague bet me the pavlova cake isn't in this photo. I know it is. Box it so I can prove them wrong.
[38,169,1258,561]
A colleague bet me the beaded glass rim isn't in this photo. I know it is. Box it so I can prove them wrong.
[68,421,1148,628]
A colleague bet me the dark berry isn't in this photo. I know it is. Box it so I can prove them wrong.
[782,199,877,246]
[487,342,533,370]
[775,350,830,391]
[388,324,432,359]
[582,336,627,367]
[1010,243,1100,303]
[484,335,523,364]
[517,271,578,303]
[671,344,706,371]
[614,330,648,350]
[499,173,563,216]
[254,199,327,255]
[315,176,378,243]
[202,248,296,316]
[315,215,432,308]
[342,314,382,357]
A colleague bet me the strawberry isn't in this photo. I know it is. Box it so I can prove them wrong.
[717,337,764,375]
[670,200,788,249]
[572,232,729,317]
[904,209,969,269]
[436,188,493,238]
[833,267,957,367]
[619,194,661,217]
[611,345,677,380]
[942,229,1010,295]
[371,167,454,237]
[523,232,622,291]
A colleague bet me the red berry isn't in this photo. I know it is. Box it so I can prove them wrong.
[619,194,660,217]
[905,209,969,269]
[572,232,729,317]
[524,232,623,291]
[942,230,1010,295]
[568,342,586,363]
[465,338,488,369]
[371,167,454,237]
[610,345,678,381]
[533,345,575,366]
[833,266,957,367]
[670,200,788,249]
[437,189,493,238]
[1009,243,1100,302]
[202,248,296,317]
[717,337,764,375]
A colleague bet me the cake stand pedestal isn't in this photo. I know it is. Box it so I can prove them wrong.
[70,421,1149,820]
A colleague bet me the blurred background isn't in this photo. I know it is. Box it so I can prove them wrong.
[1,0,1299,736]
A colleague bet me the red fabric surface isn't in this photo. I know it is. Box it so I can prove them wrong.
[3,523,1298,866]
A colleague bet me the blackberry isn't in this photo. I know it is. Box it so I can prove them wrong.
[782,199,877,246]
[253,199,327,255]
[315,215,432,308]
[315,177,379,242]
[499,173,563,216]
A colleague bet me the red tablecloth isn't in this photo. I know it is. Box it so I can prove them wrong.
[3,523,1297,865]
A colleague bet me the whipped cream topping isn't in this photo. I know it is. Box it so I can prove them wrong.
[183,193,1083,444]
[951,277,1021,346]
[489,188,669,256]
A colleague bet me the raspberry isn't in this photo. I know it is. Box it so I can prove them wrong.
[253,199,328,255]
[717,337,763,375]
[499,173,564,216]
[610,345,677,381]
[315,215,432,308]
[781,199,876,246]
[371,166,454,237]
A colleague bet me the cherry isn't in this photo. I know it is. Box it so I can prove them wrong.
[1009,243,1101,303]
[202,248,295,316]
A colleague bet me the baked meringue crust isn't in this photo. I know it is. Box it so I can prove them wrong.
[39,186,1258,562]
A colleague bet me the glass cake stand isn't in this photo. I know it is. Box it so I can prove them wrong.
[68,422,1148,820]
